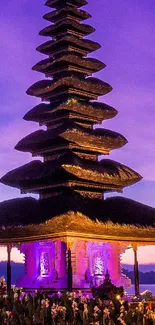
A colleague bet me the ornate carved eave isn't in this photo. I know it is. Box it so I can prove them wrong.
[1,212,155,245]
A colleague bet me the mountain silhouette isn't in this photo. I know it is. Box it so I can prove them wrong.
[1,262,155,285]
[122,263,155,272]
[0,261,24,285]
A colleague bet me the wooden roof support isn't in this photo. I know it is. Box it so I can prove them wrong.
[7,245,11,296]
[133,244,140,297]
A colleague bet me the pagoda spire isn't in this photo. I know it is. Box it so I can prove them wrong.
[1,0,142,200]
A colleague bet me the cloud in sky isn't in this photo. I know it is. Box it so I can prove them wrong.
[121,246,155,265]
[0,247,24,263]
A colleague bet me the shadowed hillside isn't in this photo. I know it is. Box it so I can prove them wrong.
[122,264,155,272]
[1,262,155,285]
[0,262,24,285]
[123,268,155,284]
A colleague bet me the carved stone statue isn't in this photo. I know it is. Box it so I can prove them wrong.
[92,270,124,300]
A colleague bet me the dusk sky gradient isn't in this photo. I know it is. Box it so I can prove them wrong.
[0,0,155,264]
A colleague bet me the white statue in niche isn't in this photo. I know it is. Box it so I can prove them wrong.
[40,252,50,276]
[94,256,104,275]
[93,256,104,287]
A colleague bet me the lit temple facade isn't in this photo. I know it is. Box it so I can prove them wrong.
[16,241,130,290]
[0,0,155,294]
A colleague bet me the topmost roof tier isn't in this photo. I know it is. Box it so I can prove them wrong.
[45,0,88,9]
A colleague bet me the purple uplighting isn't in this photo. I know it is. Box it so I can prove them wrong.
[15,241,130,290]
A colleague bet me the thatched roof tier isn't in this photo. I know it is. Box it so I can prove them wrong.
[39,20,95,39]
[15,121,127,156]
[45,0,88,10]
[32,55,105,77]
[43,7,91,23]
[24,101,118,125]
[0,194,154,243]
[15,139,107,159]
[0,152,141,193]
[36,36,101,56]
[26,77,112,101]
[25,110,100,127]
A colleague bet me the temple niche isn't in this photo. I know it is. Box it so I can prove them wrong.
[86,242,130,288]
[16,241,67,289]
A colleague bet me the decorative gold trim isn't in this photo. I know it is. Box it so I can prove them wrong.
[1,221,155,246]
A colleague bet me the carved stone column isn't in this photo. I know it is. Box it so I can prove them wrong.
[105,242,131,287]
[119,244,131,287]
[60,238,90,290]
[72,240,89,289]
[54,240,67,289]
[105,243,120,282]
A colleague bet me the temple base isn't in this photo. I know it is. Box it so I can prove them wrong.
[16,240,131,290]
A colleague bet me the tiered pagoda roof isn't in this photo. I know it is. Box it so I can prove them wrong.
[1,0,141,200]
[0,0,152,243]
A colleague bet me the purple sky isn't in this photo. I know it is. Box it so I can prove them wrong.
[0,0,155,209]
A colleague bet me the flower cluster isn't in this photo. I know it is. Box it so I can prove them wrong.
[0,290,155,324]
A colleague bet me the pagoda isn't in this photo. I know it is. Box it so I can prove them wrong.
[1,0,141,200]
[0,0,155,293]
